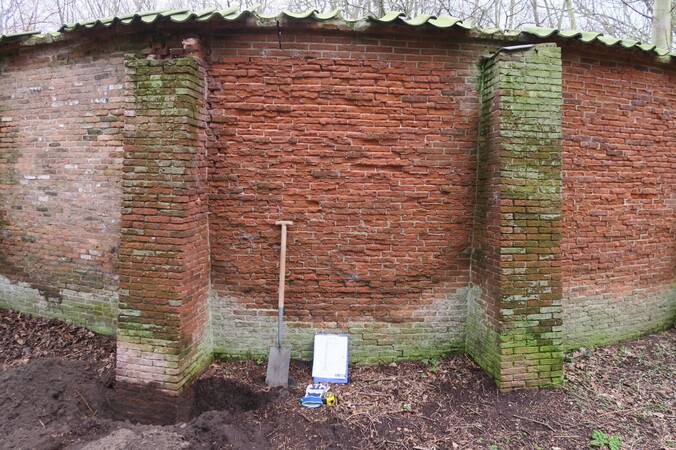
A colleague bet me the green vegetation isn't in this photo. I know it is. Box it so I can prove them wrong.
[421,357,440,373]
[589,430,621,450]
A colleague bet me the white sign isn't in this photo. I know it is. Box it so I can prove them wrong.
[312,334,349,384]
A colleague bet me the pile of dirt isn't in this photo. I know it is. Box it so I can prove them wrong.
[0,355,277,449]
[0,357,115,450]
[0,307,673,449]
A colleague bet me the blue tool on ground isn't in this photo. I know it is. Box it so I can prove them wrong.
[300,383,328,408]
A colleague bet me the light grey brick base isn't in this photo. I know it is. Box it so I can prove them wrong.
[562,286,676,349]
[211,287,470,362]
[0,274,117,334]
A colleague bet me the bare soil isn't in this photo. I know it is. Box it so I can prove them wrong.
[1,308,674,449]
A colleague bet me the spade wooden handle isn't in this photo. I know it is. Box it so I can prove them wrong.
[276,221,292,310]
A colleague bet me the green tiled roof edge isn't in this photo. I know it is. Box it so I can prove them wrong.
[0,30,41,42]
[0,8,673,59]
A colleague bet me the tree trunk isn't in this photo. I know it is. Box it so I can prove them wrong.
[565,0,576,29]
[531,0,540,26]
[652,0,672,49]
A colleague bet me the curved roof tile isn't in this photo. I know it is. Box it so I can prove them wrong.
[0,8,673,59]
[0,30,40,43]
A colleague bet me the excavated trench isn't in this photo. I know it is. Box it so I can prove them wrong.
[109,376,273,425]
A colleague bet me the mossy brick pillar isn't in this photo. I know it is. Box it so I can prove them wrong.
[469,43,563,390]
[117,54,211,396]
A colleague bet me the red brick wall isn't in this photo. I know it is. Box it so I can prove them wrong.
[0,38,125,332]
[561,49,676,347]
[207,29,492,358]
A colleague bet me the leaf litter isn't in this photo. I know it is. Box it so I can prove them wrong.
[0,307,673,449]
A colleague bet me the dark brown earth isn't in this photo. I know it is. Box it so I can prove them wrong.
[1,308,674,449]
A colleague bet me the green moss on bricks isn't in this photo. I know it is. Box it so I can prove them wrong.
[212,319,467,365]
[465,289,502,379]
[170,350,213,394]
[212,351,268,362]
[126,57,200,123]
[0,282,117,336]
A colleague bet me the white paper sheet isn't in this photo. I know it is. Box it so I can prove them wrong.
[312,334,349,383]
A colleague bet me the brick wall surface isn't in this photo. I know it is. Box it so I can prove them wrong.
[206,29,493,360]
[561,49,676,348]
[0,38,125,333]
[0,24,673,393]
